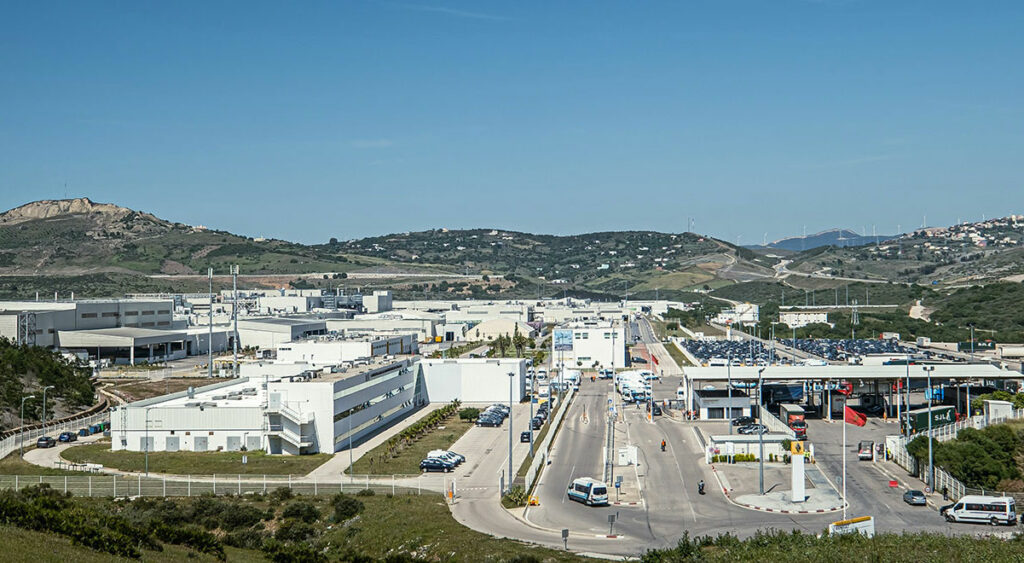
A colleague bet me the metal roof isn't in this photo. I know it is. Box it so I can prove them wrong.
[683,364,1013,381]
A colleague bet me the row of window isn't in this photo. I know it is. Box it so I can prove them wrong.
[81,310,166,319]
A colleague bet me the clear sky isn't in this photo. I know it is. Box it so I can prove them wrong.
[2,1,1023,245]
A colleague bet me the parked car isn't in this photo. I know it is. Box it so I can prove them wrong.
[903,490,927,506]
[419,458,454,473]
[731,416,755,426]
[36,436,56,448]
[738,424,768,435]
[631,357,648,364]
[520,431,532,443]
[647,403,662,416]
[58,431,77,443]
[427,449,463,466]
[477,416,502,427]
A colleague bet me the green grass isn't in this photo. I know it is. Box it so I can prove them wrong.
[348,414,475,475]
[61,443,331,476]
[664,341,693,367]
[0,450,83,475]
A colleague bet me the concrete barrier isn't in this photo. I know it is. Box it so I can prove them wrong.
[522,388,575,493]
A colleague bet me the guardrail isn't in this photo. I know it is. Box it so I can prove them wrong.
[0,411,110,460]
[0,473,441,497]
[522,388,575,494]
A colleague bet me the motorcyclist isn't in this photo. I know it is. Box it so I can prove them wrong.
[660,439,666,451]
[698,480,705,494]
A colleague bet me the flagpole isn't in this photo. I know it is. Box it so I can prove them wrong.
[842,409,847,521]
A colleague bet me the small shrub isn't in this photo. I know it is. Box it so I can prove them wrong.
[282,501,321,524]
[501,486,528,508]
[458,408,480,421]
[331,494,365,521]
[275,519,316,542]
[269,487,295,502]
[355,489,375,497]
[223,527,267,550]
[153,524,226,561]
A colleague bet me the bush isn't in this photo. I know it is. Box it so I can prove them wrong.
[275,519,316,542]
[269,487,295,502]
[458,407,480,421]
[153,524,225,561]
[330,494,364,522]
[261,539,328,563]
[281,501,321,524]
[501,486,528,508]
[355,489,376,497]
[223,527,267,550]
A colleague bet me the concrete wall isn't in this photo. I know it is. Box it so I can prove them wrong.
[420,358,527,403]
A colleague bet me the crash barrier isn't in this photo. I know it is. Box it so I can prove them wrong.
[522,387,576,494]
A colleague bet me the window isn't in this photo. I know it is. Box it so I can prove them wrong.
[158,321,170,326]
[101,312,119,318]
[158,309,170,315]
[142,310,155,316]
[80,313,97,319]
[125,311,139,316]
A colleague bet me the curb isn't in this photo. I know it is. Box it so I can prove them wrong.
[709,463,846,515]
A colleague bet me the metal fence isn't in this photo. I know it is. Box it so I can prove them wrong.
[0,473,440,498]
[890,407,1024,502]
[0,411,110,460]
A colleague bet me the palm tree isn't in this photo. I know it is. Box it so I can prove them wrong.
[512,326,528,357]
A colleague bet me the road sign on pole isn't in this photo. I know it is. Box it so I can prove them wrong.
[562,528,569,550]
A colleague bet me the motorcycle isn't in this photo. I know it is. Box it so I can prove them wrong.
[698,481,705,495]
[660,441,666,452]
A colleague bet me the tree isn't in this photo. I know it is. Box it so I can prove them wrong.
[512,326,528,358]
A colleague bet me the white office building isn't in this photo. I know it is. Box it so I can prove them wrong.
[554,320,627,370]
[276,333,419,366]
[779,310,830,329]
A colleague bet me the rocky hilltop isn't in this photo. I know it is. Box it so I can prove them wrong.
[0,197,158,225]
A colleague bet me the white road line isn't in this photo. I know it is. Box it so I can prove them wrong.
[562,464,576,504]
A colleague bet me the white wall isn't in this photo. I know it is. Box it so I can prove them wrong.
[420,358,526,403]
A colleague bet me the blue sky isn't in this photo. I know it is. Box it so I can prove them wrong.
[2,1,1023,245]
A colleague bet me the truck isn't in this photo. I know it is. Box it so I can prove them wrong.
[902,405,955,434]
[779,403,807,438]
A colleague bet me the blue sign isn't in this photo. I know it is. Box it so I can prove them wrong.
[553,329,574,352]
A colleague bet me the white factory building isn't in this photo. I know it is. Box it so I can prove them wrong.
[110,356,527,455]
[713,303,760,326]
[276,333,419,366]
[467,319,537,341]
[779,310,830,329]
[553,320,627,370]
[236,318,328,350]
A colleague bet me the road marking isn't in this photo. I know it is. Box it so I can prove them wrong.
[562,464,576,504]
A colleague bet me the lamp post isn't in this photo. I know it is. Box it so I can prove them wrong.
[758,367,765,495]
[529,366,535,458]
[41,385,54,436]
[507,371,515,494]
[923,365,935,490]
[904,353,911,439]
[20,395,35,457]
[727,354,733,434]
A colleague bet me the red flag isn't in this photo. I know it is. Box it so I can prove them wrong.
[651,354,659,365]
[844,406,867,427]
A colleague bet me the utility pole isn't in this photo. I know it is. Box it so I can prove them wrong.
[507,372,515,494]
[20,395,35,457]
[41,385,54,436]
[232,265,239,378]
[758,367,766,495]
[924,365,936,490]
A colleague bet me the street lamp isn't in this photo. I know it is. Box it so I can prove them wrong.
[727,354,733,434]
[528,367,535,459]
[41,385,54,437]
[507,371,515,493]
[20,395,35,457]
[923,365,935,490]
[758,367,765,495]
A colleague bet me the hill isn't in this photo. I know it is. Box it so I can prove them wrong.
[0,199,775,300]
[325,228,776,299]
[0,338,96,431]
[764,228,897,252]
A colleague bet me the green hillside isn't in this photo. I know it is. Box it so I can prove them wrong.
[0,339,96,431]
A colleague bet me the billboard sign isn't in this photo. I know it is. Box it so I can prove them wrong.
[553,329,574,351]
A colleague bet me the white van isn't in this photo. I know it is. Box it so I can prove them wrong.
[942,495,1017,526]
[676,386,685,401]
[566,477,609,506]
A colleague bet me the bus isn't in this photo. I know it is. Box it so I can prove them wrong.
[566,477,609,506]
[942,495,1017,526]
